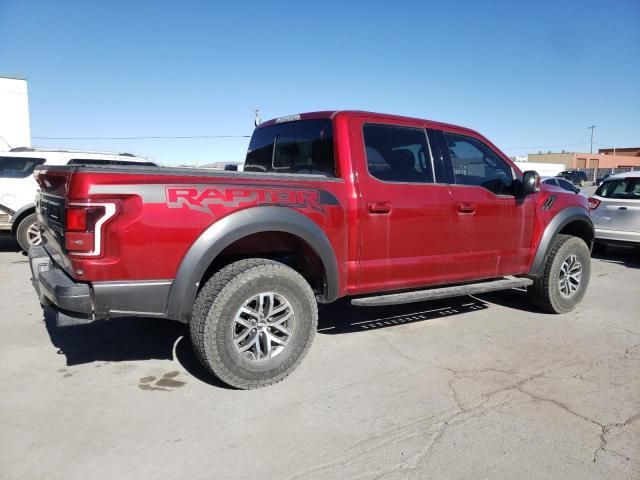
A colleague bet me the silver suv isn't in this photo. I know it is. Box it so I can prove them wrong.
[588,171,640,251]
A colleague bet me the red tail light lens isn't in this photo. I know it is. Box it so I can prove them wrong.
[65,206,105,231]
[64,203,116,255]
[588,197,601,210]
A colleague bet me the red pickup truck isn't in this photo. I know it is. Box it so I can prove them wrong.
[29,111,594,389]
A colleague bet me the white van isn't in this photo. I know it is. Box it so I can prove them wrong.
[0,148,155,251]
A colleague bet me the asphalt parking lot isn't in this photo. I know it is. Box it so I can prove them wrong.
[0,236,638,480]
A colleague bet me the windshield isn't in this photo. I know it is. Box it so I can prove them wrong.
[595,178,640,200]
[245,119,335,176]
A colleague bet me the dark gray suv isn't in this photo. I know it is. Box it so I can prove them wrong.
[557,170,588,187]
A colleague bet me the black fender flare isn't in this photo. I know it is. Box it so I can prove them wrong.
[167,206,340,323]
[529,206,594,277]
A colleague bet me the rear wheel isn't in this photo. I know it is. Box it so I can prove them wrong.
[528,234,591,313]
[190,259,317,389]
[16,213,42,252]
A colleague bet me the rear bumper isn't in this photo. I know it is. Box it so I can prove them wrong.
[0,212,12,230]
[594,228,640,245]
[29,245,174,327]
[29,245,93,326]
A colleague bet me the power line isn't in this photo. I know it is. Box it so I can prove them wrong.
[32,134,251,140]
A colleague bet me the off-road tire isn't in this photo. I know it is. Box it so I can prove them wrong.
[190,259,317,389]
[527,234,591,313]
[16,213,40,253]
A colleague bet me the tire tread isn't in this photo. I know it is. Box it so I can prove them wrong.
[190,259,317,389]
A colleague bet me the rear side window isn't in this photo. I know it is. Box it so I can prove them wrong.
[557,179,576,191]
[596,178,640,199]
[0,156,45,178]
[443,132,513,195]
[245,120,335,176]
[363,124,434,183]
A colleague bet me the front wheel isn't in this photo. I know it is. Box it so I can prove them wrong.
[190,259,318,389]
[16,213,42,253]
[528,234,591,313]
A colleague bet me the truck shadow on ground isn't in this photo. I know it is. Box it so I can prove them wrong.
[43,295,499,388]
[0,235,21,253]
[591,245,639,270]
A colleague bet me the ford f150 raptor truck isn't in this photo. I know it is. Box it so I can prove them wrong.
[29,111,594,389]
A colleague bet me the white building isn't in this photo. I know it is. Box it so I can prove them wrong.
[514,161,565,177]
[0,76,31,151]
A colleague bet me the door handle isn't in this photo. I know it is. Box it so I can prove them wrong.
[368,201,392,214]
[457,202,476,214]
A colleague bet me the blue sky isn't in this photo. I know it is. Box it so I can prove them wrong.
[1,0,638,165]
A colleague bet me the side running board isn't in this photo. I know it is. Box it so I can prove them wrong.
[351,276,533,307]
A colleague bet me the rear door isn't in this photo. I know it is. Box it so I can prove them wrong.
[434,129,535,281]
[350,117,452,293]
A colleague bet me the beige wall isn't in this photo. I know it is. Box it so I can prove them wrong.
[527,153,573,167]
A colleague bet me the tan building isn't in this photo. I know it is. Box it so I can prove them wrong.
[528,148,640,170]
[598,147,640,157]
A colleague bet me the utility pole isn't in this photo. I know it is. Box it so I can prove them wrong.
[588,125,596,154]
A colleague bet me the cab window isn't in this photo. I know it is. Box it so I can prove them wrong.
[244,120,335,176]
[363,124,434,183]
[443,132,513,195]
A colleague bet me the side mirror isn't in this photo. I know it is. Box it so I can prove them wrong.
[522,170,540,196]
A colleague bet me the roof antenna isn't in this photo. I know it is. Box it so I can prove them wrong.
[254,108,261,127]
[0,135,13,150]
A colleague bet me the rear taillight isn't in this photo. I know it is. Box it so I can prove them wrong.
[64,203,116,256]
[588,197,601,210]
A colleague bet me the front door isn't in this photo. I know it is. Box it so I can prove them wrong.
[435,130,535,282]
[351,118,452,294]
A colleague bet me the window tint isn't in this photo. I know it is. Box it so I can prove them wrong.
[443,132,513,195]
[543,178,558,187]
[363,124,434,183]
[596,178,640,200]
[0,156,45,178]
[244,119,335,176]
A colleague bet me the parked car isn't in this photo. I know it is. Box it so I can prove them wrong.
[28,110,593,389]
[0,148,155,252]
[588,171,640,252]
[557,170,588,187]
[542,176,581,194]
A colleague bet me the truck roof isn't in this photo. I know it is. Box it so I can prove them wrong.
[257,110,482,137]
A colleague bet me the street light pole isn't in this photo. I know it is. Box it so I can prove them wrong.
[588,125,596,154]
